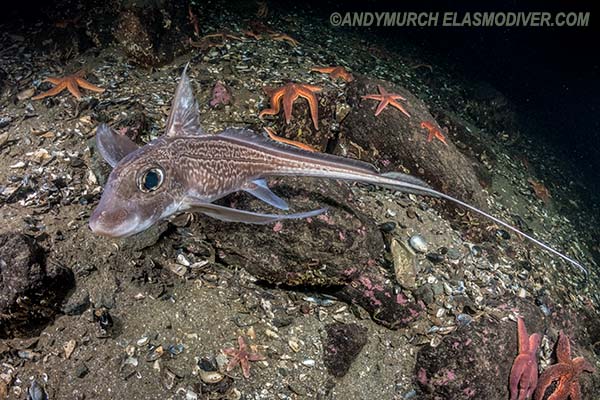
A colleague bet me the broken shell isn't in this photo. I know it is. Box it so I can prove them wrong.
[64,339,76,359]
[198,358,224,383]
[27,380,47,400]
[288,339,301,353]
[145,345,164,361]
[199,369,224,384]
[177,254,191,266]
[456,313,473,327]
[430,335,442,348]
[9,161,26,169]
[408,235,428,253]
[17,88,35,101]
[391,238,417,288]
[168,263,187,277]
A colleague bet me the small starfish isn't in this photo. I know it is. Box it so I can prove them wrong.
[509,317,541,400]
[264,127,316,152]
[420,121,448,145]
[202,32,243,42]
[32,71,105,100]
[310,66,354,82]
[243,30,262,40]
[222,336,266,379]
[361,85,410,118]
[535,331,595,400]
[258,82,322,130]
[269,33,299,46]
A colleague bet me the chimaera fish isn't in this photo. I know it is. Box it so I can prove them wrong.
[89,67,586,276]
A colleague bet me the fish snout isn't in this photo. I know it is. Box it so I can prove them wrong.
[89,207,132,237]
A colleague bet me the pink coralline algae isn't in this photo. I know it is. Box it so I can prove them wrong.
[209,81,232,107]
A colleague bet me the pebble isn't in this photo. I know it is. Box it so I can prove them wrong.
[379,221,396,233]
[176,254,191,266]
[426,252,444,264]
[446,248,461,260]
[27,380,46,400]
[408,235,428,253]
[495,229,510,240]
[456,313,473,327]
[469,245,482,257]
[301,359,315,367]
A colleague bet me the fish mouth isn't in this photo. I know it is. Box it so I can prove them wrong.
[89,207,143,238]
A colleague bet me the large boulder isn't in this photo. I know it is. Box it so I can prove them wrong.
[0,233,74,338]
[199,176,424,329]
[340,75,488,209]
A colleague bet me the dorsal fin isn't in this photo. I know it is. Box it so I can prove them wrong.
[217,127,379,174]
[96,123,139,168]
[165,64,206,137]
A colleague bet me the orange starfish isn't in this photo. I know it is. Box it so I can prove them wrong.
[264,127,316,152]
[202,32,243,41]
[509,317,541,400]
[535,331,595,400]
[269,33,299,46]
[420,121,448,145]
[258,82,322,130]
[361,85,410,118]
[310,66,354,82]
[32,71,105,100]
[243,30,262,40]
[222,336,266,379]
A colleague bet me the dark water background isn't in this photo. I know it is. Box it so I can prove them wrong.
[301,0,599,189]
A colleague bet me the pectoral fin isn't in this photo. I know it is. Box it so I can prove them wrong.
[189,202,326,224]
[242,179,289,210]
[96,123,139,168]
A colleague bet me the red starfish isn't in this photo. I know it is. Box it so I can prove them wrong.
[535,331,595,400]
[258,82,322,130]
[222,336,266,379]
[32,71,105,100]
[420,121,448,145]
[509,317,541,400]
[361,85,410,118]
[310,66,354,82]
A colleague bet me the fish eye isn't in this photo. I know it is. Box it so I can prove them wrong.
[138,167,164,192]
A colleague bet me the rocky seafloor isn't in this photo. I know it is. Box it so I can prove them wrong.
[0,1,599,399]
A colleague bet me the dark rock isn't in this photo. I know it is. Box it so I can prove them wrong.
[426,252,445,264]
[200,176,424,328]
[323,323,368,377]
[62,289,91,316]
[379,221,396,233]
[334,272,425,330]
[75,363,89,378]
[0,233,74,338]
[202,177,384,287]
[413,284,435,306]
[340,75,487,210]
[113,2,189,67]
